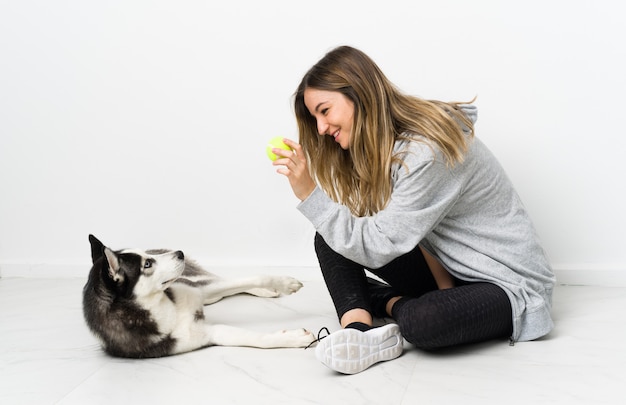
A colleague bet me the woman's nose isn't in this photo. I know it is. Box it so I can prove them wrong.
[317,118,329,135]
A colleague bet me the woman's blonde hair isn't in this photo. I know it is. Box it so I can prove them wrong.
[294,46,474,217]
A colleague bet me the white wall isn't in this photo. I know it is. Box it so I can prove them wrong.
[1,0,625,285]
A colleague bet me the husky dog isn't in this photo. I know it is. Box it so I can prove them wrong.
[83,235,315,358]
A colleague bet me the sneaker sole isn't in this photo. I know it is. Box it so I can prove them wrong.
[315,323,403,374]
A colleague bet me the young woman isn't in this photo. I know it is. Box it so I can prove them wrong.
[272,45,555,374]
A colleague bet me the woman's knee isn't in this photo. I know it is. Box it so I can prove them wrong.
[396,311,447,350]
[392,297,441,348]
[314,232,324,250]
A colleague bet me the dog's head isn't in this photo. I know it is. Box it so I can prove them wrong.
[88,234,185,299]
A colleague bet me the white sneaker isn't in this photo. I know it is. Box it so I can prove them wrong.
[314,323,403,374]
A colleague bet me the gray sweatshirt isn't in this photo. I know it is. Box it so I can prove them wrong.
[297,105,555,342]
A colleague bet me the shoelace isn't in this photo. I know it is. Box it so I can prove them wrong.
[304,327,331,350]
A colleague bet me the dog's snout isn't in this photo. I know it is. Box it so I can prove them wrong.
[176,250,184,260]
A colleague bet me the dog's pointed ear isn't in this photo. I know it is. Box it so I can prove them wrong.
[103,247,124,283]
[89,234,105,264]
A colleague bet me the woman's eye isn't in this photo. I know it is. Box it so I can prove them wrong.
[321,108,329,115]
[144,260,152,268]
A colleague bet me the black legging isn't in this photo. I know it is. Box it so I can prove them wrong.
[314,233,513,350]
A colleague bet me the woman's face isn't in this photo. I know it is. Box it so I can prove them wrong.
[303,88,354,150]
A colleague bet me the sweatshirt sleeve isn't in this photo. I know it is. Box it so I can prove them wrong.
[297,141,464,269]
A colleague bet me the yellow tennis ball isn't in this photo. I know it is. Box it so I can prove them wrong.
[266,136,293,161]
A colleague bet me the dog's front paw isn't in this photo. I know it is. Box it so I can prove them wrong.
[272,276,304,295]
[247,276,304,297]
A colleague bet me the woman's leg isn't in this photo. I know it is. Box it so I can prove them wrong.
[315,233,441,322]
[364,242,441,319]
[391,282,513,350]
[314,233,404,374]
[366,244,439,297]
[314,233,372,325]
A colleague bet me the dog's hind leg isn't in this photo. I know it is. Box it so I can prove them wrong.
[243,287,286,297]
[202,324,315,349]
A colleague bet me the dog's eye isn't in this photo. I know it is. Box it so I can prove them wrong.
[144,260,153,269]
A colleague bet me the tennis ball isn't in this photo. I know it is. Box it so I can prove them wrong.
[266,136,293,161]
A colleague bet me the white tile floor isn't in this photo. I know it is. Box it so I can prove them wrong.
[1,267,625,405]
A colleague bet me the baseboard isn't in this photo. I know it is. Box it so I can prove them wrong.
[550,264,626,287]
[1,261,625,287]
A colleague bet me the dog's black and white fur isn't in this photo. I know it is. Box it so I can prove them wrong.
[83,235,315,358]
